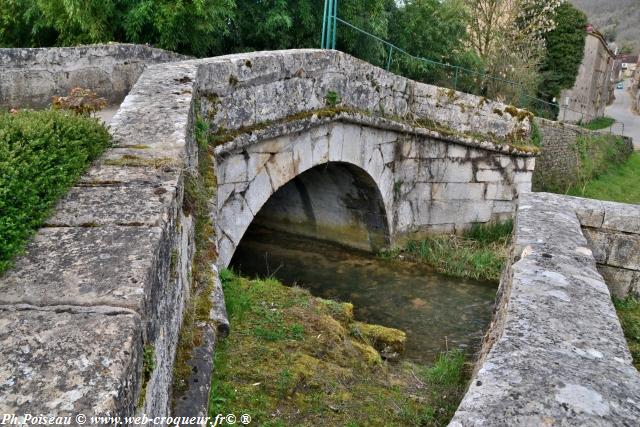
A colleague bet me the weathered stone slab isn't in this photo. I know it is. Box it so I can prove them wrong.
[0,226,164,312]
[602,202,640,234]
[607,233,640,270]
[0,306,142,415]
[46,183,179,227]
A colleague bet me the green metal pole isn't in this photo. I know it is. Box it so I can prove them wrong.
[332,0,338,49]
[386,45,393,70]
[325,0,333,49]
[321,0,328,49]
[454,67,459,91]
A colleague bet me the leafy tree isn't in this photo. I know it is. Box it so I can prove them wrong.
[538,2,588,103]
[388,0,478,87]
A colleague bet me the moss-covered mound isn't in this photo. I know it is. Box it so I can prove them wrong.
[210,270,469,426]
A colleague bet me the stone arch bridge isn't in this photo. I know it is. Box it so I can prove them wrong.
[2,46,639,425]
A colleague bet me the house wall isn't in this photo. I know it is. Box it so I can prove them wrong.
[559,33,616,123]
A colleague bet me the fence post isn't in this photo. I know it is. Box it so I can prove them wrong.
[332,0,338,49]
[386,45,394,71]
[454,67,459,91]
[321,0,328,48]
[324,0,334,49]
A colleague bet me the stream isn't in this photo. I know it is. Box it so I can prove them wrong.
[230,225,497,363]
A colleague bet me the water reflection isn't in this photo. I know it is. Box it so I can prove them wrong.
[230,225,497,363]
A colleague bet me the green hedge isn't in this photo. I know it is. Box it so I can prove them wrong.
[0,110,110,274]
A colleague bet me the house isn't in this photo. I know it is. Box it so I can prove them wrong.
[559,26,616,123]
[618,54,638,78]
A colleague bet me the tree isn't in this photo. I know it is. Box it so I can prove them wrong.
[463,0,563,105]
[388,0,478,87]
[538,2,588,104]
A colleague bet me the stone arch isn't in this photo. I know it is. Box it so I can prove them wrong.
[215,121,396,267]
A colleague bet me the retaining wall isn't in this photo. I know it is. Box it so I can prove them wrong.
[532,117,633,192]
[0,44,188,108]
[451,192,640,425]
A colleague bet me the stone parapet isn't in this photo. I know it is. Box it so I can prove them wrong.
[0,44,189,108]
[451,192,640,426]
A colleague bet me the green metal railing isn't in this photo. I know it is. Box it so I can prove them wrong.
[320,1,616,127]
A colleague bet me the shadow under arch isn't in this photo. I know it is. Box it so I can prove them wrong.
[231,161,390,264]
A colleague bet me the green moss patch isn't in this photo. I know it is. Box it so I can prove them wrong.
[209,270,470,426]
[0,109,111,274]
[172,114,218,403]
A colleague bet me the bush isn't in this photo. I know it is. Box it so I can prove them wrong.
[0,109,110,274]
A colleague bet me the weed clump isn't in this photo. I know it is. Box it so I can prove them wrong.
[384,220,513,282]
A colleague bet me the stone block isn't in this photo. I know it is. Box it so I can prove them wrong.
[598,265,635,299]
[46,183,178,228]
[0,226,165,312]
[265,150,295,191]
[602,202,640,234]
[607,233,640,270]
[0,307,142,414]
[485,183,515,201]
[475,168,504,182]
[244,168,273,215]
[581,228,610,264]
[427,159,474,183]
[431,183,486,201]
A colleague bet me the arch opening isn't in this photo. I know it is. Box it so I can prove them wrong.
[241,161,389,255]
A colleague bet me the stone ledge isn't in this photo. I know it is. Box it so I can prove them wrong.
[0,305,142,415]
[213,111,538,159]
[451,192,640,426]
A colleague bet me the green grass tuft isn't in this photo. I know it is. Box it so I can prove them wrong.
[385,221,513,282]
[210,269,469,426]
[567,152,640,205]
[581,116,616,131]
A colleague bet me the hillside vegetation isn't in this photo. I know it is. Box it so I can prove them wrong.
[569,0,640,51]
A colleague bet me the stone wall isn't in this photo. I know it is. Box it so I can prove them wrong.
[451,192,640,425]
[0,60,202,416]
[559,32,616,124]
[566,197,640,298]
[532,117,633,192]
[0,44,188,108]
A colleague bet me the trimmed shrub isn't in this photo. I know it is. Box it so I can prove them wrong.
[0,109,110,273]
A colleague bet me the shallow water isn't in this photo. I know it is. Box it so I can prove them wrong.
[230,225,498,363]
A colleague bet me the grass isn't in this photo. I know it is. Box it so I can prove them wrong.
[567,152,640,204]
[581,116,616,131]
[383,221,513,282]
[0,109,111,274]
[209,270,470,426]
[613,297,640,370]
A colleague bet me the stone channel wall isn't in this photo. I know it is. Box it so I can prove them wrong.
[0,44,188,108]
[1,48,535,418]
[451,192,640,425]
[532,117,633,192]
